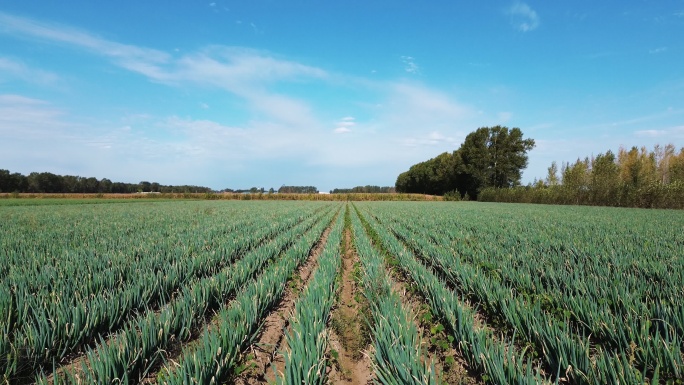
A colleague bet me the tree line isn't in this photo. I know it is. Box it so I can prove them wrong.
[222,186,320,194]
[330,186,396,194]
[395,126,535,199]
[479,144,684,209]
[0,170,212,194]
[277,186,319,194]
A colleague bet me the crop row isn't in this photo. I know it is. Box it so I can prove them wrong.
[277,205,345,384]
[350,205,438,384]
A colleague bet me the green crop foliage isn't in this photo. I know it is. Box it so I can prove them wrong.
[278,209,345,384]
[4,200,683,384]
[355,201,684,384]
[0,201,339,383]
[350,205,439,385]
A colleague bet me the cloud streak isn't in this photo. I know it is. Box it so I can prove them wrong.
[0,12,327,127]
[0,11,170,76]
[0,57,61,85]
[0,94,68,138]
[635,126,684,138]
[401,56,420,74]
[333,116,355,134]
[507,2,540,32]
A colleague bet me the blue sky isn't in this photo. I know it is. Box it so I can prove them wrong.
[1,1,683,191]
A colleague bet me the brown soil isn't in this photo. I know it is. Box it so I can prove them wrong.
[231,218,335,384]
[326,228,373,385]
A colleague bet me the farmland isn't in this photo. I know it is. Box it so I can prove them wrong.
[1,200,683,384]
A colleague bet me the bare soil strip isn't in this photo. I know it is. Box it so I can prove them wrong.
[326,228,373,385]
[230,217,336,385]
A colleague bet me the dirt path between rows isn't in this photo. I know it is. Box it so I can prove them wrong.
[327,228,373,385]
[231,217,335,384]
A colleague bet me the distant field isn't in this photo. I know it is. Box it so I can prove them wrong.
[0,192,442,203]
[0,198,178,206]
[1,200,682,384]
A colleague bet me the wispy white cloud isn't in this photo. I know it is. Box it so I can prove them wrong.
[369,82,477,157]
[401,56,420,74]
[0,94,69,138]
[0,11,170,77]
[333,116,355,134]
[150,47,326,126]
[401,131,460,147]
[507,2,540,32]
[0,11,324,85]
[0,57,61,85]
[635,129,667,137]
[386,82,474,129]
[0,93,308,182]
[590,108,684,129]
[635,126,684,138]
[0,12,328,128]
[497,111,513,123]
[649,47,668,54]
[172,46,327,87]
[250,22,262,34]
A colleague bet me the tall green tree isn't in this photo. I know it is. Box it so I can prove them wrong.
[546,161,560,186]
[590,151,620,205]
[561,157,591,204]
[458,126,535,197]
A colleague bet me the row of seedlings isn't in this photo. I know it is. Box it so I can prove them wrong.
[277,205,346,384]
[349,205,438,384]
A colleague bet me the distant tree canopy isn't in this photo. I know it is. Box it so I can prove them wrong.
[278,185,318,194]
[480,144,684,209]
[395,126,535,198]
[0,169,212,194]
[331,186,396,194]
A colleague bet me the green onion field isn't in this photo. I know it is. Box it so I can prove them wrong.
[1,200,682,384]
